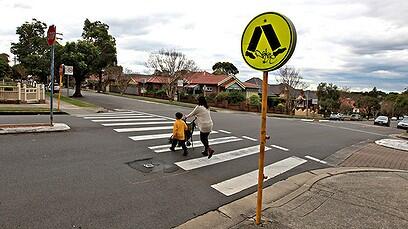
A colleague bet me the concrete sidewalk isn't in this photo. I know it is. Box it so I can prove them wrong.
[178,168,408,229]
[0,98,103,134]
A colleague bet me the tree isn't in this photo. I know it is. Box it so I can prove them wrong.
[11,64,27,81]
[61,40,99,97]
[212,62,239,75]
[104,65,131,95]
[145,49,198,99]
[0,53,11,79]
[394,94,408,117]
[356,96,381,119]
[275,65,308,114]
[317,82,341,116]
[10,19,50,83]
[82,19,117,92]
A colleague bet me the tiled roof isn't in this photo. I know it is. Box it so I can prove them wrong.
[184,72,229,85]
[242,82,260,89]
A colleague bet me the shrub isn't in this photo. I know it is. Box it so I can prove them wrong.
[276,103,285,113]
[205,93,217,103]
[155,88,166,97]
[216,91,229,102]
[227,90,245,104]
[249,94,261,106]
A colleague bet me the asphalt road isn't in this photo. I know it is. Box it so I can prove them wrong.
[0,91,404,228]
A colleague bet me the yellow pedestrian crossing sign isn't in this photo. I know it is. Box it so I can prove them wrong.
[241,12,297,72]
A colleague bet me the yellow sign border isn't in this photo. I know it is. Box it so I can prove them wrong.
[241,12,297,72]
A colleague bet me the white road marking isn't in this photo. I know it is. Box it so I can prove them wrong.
[175,145,270,170]
[83,112,143,117]
[319,120,330,122]
[310,122,389,137]
[114,126,173,133]
[76,111,139,117]
[301,119,314,122]
[242,136,258,141]
[102,121,174,126]
[211,156,307,196]
[92,118,167,122]
[84,115,152,119]
[218,129,232,134]
[305,156,328,164]
[149,136,243,153]
[129,130,219,141]
[271,145,289,151]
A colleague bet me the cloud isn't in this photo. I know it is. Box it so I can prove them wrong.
[106,13,181,37]
[13,3,31,9]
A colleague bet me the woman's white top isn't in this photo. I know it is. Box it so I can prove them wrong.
[186,105,213,133]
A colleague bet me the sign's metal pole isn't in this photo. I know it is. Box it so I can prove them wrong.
[50,45,55,126]
[67,73,69,97]
[57,64,63,111]
[256,71,269,225]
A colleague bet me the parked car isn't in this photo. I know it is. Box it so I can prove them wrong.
[48,82,60,93]
[350,114,363,121]
[397,117,408,129]
[391,117,397,121]
[329,113,343,121]
[374,116,390,127]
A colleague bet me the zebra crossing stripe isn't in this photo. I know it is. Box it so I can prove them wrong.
[211,156,307,196]
[218,129,232,134]
[83,112,143,117]
[76,111,139,117]
[114,126,173,133]
[242,136,258,141]
[129,130,219,141]
[92,118,167,122]
[175,145,271,171]
[102,121,174,126]
[149,136,243,153]
[271,145,289,151]
[84,115,152,119]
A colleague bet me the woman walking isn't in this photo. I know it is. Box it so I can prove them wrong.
[185,96,215,158]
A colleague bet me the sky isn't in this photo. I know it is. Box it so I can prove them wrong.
[0,0,407,92]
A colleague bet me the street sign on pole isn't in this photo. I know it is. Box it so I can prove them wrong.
[47,25,56,46]
[64,66,73,75]
[177,80,184,87]
[47,25,56,126]
[241,12,297,225]
[64,65,73,97]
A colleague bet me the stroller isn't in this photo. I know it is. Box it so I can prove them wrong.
[169,117,197,149]
[184,117,197,148]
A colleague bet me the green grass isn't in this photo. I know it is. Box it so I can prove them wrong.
[49,93,97,108]
[0,106,59,113]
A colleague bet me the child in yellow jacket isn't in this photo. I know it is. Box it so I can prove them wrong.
[169,112,189,156]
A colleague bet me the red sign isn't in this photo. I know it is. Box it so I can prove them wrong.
[47,25,56,46]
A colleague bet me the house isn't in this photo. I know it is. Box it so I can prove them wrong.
[183,72,259,98]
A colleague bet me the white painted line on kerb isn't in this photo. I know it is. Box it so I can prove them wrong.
[270,145,289,152]
[84,115,152,119]
[114,126,173,133]
[242,136,258,141]
[92,118,167,123]
[129,130,219,141]
[149,136,243,153]
[211,156,307,196]
[305,155,328,164]
[218,129,232,134]
[175,145,271,171]
[102,121,174,127]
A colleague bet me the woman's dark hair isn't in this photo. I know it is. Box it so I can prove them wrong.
[197,96,209,109]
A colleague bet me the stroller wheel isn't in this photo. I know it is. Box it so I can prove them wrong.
[186,141,191,146]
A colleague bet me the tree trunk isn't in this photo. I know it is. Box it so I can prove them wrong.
[73,80,82,97]
[97,71,103,93]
